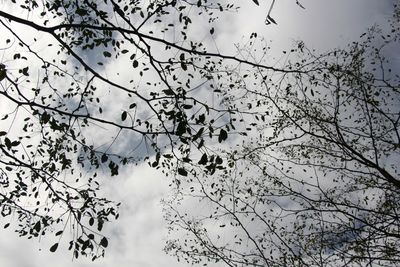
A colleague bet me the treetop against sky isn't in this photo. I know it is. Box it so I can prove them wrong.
[0,1,399,267]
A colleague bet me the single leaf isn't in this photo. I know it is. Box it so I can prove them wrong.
[100,237,108,248]
[181,62,187,71]
[178,168,188,176]
[33,221,41,232]
[192,127,204,141]
[101,154,108,163]
[98,220,104,231]
[49,243,58,252]
[11,141,20,147]
[55,231,63,236]
[121,111,127,121]
[4,138,11,150]
[21,67,29,76]
[103,51,111,57]
[198,153,208,165]
[218,129,228,143]
[163,89,175,96]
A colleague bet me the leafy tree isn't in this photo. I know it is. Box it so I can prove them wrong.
[2,0,394,265]
[164,4,400,267]
[0,0,291,260]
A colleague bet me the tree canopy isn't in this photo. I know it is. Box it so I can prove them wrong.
[0,0,293,260]
[164,4,400,266]
[0,0,399,266]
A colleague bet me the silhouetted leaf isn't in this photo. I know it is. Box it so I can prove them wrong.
[218,129,228,143]
[4,138,11,150]
[33,221,41,232]
[198,153,208,165]
[100,237,108,248]
[163,89,175,95]
[121,111,127,121]
[97,220,104,232]
[101,154,108,163]
[49,243,58,252]
[178,168,188,176]
[181,62,187,71]
[55,231,63,236]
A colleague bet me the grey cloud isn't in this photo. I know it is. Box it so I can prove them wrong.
[1,1,396,267]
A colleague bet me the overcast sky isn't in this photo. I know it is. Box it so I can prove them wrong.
[0,1,396,267]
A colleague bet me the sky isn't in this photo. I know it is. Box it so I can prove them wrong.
[0,0,397,267]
